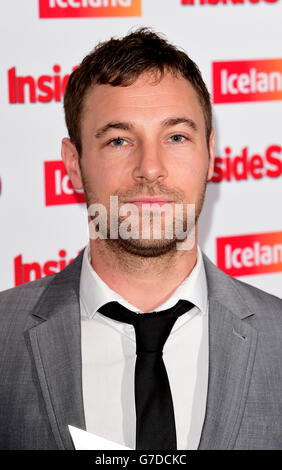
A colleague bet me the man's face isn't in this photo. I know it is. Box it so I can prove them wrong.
[63,71,214,256]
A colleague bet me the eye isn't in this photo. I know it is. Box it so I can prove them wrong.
[169,134,187,143]
[108,137,126,147]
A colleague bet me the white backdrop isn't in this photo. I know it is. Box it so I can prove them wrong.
[1,0,281,297]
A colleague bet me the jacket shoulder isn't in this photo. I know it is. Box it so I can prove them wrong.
[0,275,56,325]
[231,274,282,311]
[231,274,282,329]
[0,273,56,301]
[0,249,84,327]
[202,252,282,325]
[1,273,56,293]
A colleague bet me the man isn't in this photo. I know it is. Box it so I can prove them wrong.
[0,28,282,451]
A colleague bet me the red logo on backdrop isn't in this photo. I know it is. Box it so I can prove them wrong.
[14,249,81,286]
[217,231,282,277]
[212,144,282,182]
[181,0,278,5]
[8,65,77,104]
[39,0,142,18]
[213,59,282,104]
[44,161,85,206]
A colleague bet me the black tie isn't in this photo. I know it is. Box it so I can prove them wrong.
[98,299,193,450]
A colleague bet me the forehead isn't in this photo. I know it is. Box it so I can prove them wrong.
[82,72,205,130]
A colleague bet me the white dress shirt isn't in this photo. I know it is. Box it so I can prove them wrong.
[79,244,209,450]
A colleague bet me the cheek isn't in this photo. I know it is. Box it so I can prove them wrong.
[170,154,207,185]
[86,159,130,198]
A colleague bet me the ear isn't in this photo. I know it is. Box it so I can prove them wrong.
[61,138,83,190]
[207,128,215,181]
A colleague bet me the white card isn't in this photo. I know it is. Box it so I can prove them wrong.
[68,425,132,450]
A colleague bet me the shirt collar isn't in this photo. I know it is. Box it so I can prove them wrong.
[80,243,208,320]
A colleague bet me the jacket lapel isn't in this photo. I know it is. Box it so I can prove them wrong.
[24,251,86,450]
[198,254,258,449]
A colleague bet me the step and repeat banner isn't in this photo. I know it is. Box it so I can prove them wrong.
[0,0,281,297]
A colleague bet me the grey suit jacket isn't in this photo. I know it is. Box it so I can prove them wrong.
[0,249,282,450]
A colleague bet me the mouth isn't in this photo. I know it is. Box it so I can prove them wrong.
[126,197,174,207]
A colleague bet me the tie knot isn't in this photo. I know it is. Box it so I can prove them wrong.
[98,299,194,354]
[134,315,176,354]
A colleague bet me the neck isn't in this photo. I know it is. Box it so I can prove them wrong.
[89,234,198,313]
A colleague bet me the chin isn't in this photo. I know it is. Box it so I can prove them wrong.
[107,237,178,258]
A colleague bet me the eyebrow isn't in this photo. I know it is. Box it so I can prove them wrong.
[161,117,198,132]
[95,122,134,139]
[94,116,198,139]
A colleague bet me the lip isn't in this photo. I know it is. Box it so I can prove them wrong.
[127,198,173,207]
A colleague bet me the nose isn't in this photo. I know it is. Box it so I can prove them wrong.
[132,140,168,184]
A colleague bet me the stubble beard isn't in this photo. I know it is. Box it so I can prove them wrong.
[81,171,208,260]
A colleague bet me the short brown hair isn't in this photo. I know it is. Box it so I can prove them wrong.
[64,28,212,156]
